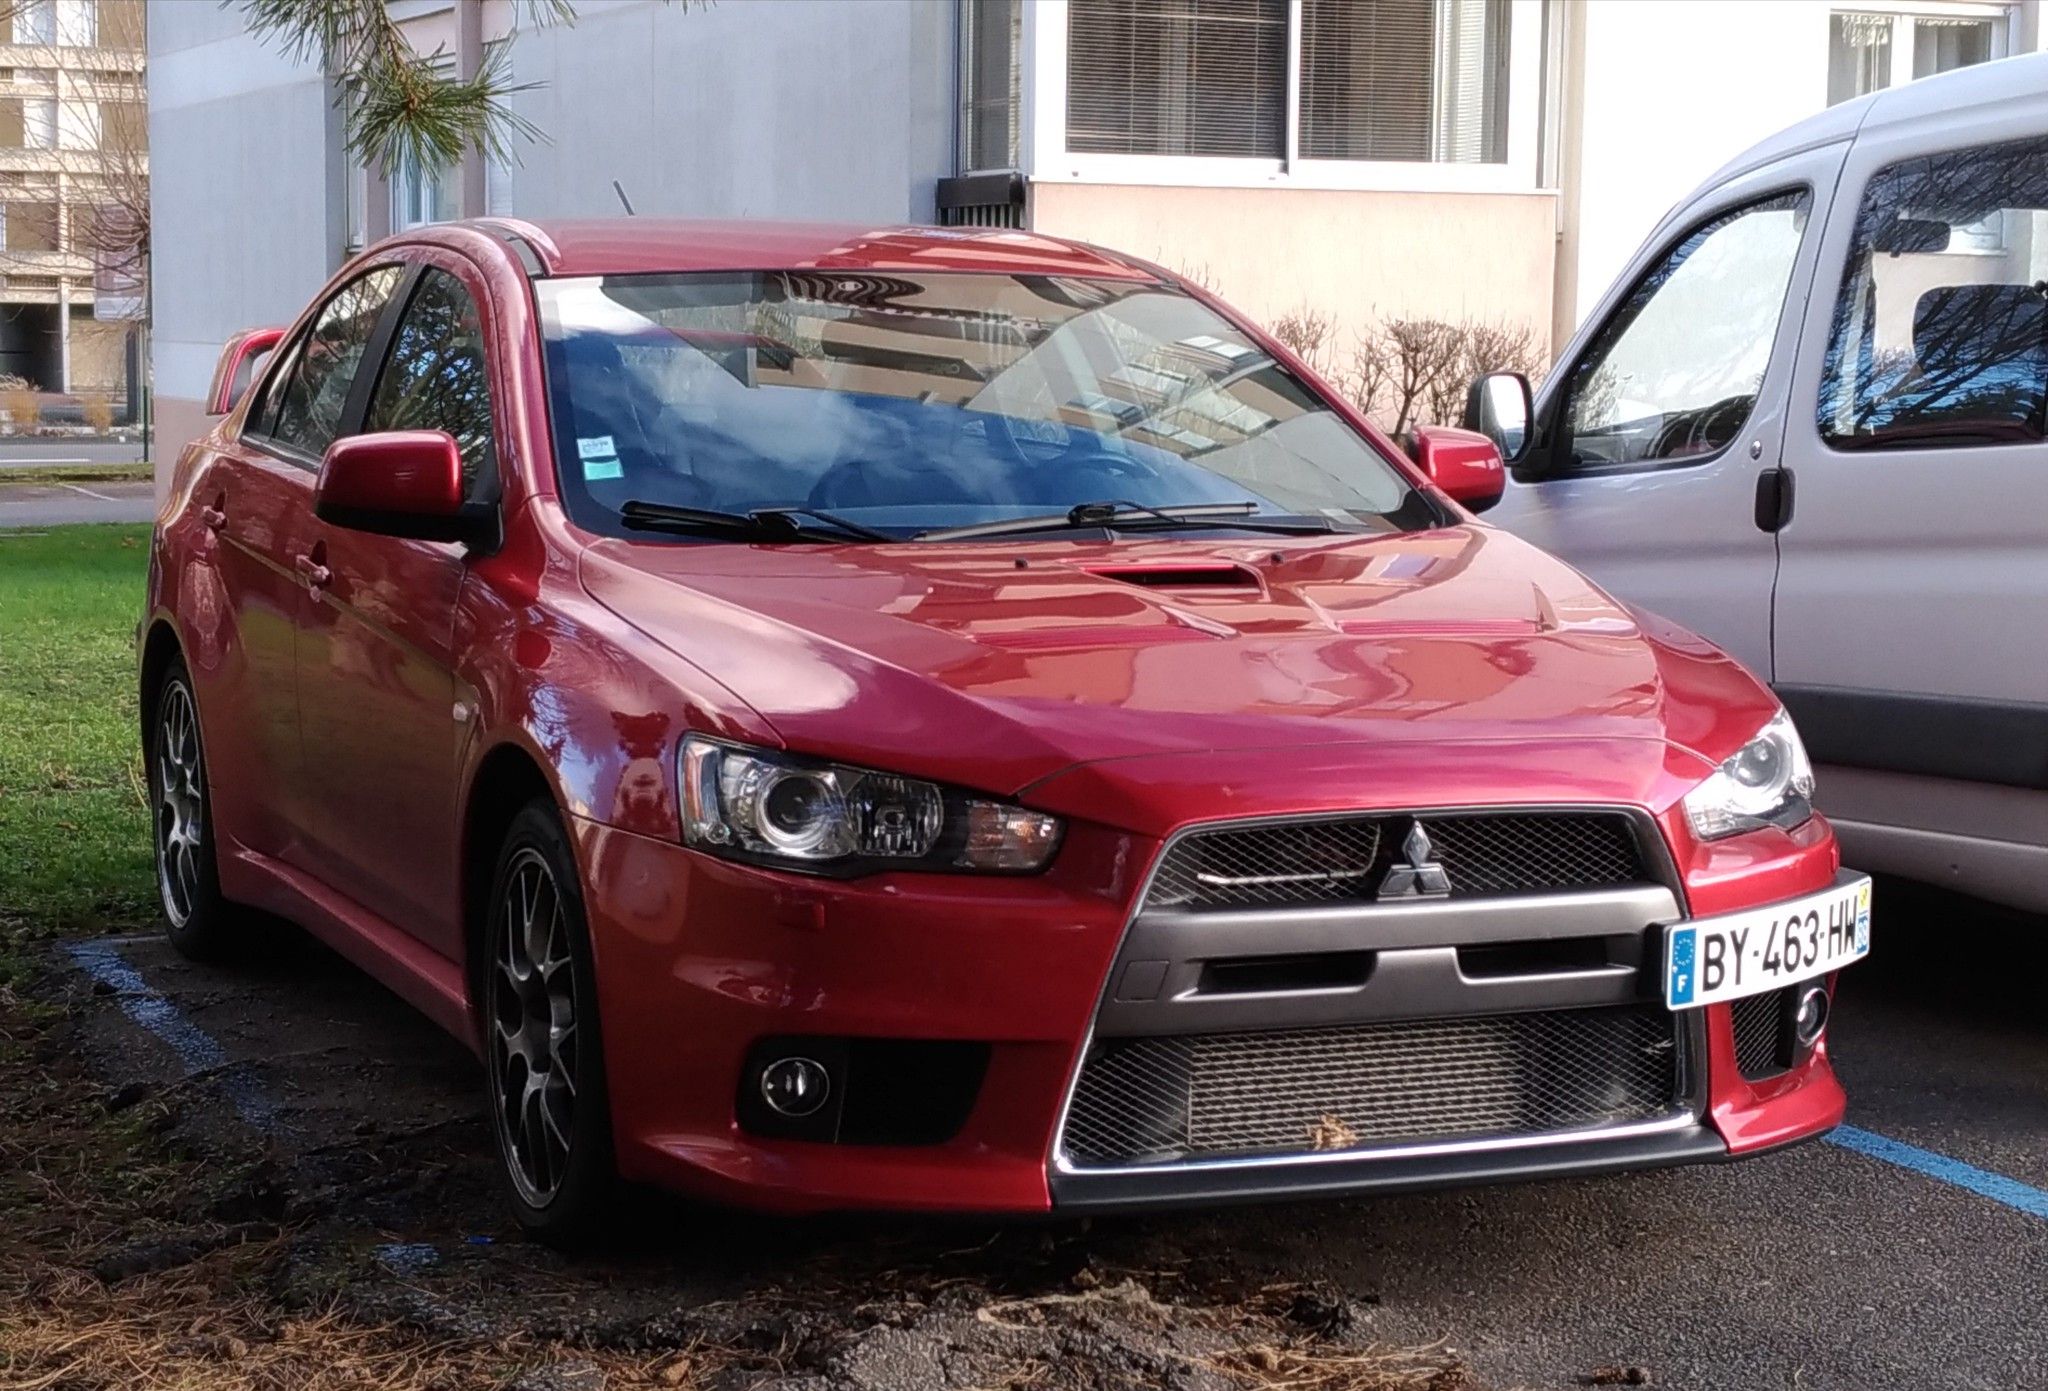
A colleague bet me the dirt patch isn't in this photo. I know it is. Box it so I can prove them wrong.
[1,928,1478,1390]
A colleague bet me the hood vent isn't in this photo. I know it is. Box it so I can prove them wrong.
[1083,562,1263,591]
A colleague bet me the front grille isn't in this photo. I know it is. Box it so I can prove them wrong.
[1061,1005,1684,1168]
[1731,987,1796,1080]
[1146,812,1649,911]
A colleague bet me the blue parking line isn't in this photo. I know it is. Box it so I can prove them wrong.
[1826,1125,2048,1220]
[66,938,282,1132]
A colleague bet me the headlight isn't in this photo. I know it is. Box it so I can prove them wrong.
[679,736,1063,874]
[1682,710,1816,841]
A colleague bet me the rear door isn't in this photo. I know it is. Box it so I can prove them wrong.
[210,263,406,856]
[1488,147,1844,679]
[1774,107,2048,785]
[292,256,502,956]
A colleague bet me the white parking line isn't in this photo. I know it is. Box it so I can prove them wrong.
[59,481,123,502]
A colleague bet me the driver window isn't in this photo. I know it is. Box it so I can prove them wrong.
[1562,190,1811,471]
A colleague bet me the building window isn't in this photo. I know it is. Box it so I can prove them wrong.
[1301,0,1507,163]
[391,151,458,231]
[21,97,56,150]
[961,0,1022,171]
[1067,0,1288,158]
[1828,7,2009,106]
[54,0,94,47]
[13,0,54,45]
[1066,0,1508,166]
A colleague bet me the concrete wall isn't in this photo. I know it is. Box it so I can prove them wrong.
[1030,183,1557,419]
[148,0,347,467]
[1563,0,1832,331]
[497,0,954,223]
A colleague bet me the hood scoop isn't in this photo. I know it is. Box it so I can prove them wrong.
[1080,561,1264,592]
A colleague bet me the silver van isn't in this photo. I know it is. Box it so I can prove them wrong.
[1471,53,2048,914]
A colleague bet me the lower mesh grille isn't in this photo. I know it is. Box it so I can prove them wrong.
[1061,1006,1685,1168]
[1731,987,1795,1080]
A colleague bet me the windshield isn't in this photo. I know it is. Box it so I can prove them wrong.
[536,270,1429,541]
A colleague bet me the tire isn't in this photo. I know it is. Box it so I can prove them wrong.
[150,657,246,961]
[482,799,621,1246]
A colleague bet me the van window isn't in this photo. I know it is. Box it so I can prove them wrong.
[1818,134,2048,450]
[1560,191,1810,472]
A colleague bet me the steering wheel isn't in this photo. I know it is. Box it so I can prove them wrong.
[1648,394,1755,460]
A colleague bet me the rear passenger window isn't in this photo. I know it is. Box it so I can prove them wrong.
[363,268,497,495]
[257,265,405,458]
[1819,135,2048,449]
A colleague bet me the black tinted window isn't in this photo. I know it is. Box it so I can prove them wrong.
[261,265,404,456]
[1820,135,2048,449]
[364,268,496,492]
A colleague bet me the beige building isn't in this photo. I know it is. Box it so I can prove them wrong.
[0,0,144,397]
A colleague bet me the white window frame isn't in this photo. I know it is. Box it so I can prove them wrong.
[1828,1,2017,96]
[1025,0,1545,194]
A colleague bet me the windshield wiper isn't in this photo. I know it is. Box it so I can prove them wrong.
[619,500,895,543]
[916,499,1339,542]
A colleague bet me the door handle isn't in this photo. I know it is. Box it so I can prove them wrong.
[1754,466,1795,533]
[294,553,331,589]
[199,504,226,532]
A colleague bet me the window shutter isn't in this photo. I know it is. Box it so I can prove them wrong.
[1067,0,1287,158]
[1300,0,1434,162]
[1300,0,1506,164]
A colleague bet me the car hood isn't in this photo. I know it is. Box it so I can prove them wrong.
[579,525,1777,801]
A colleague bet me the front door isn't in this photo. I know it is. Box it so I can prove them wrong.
[1488,147,1844,679]
[1773,112,2048,787]
[294,259,502,957]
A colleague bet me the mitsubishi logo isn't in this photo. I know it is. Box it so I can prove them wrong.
[1377,821,1453,899]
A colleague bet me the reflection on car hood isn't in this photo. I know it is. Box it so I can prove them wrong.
[579,525,1778,798]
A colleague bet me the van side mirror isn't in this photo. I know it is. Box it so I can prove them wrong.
[316,431,482,544]
[1408,425,1506,514]
[1462,371,1533,464]
[207,327,286,416]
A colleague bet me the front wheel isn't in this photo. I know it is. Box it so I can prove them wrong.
[483,800,620,1246]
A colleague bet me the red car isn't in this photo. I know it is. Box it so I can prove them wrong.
[142,219,1870,1244]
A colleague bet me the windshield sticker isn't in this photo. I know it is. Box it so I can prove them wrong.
[582,455,624,482]
[577,435,617,461]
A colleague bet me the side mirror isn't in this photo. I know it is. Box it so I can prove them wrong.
[1462,371,1533,463]
[315,431,479,543]
[1409,424,1507,514]
[207,327,286,416]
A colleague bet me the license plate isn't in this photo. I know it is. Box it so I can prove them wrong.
[1665,874,1871,1010]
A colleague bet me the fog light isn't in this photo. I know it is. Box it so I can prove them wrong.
[759,1056,832,1117]
[1793,984,1830,1047]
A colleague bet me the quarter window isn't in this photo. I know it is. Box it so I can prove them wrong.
[363,268,497,493]
[1559,191,1810,471]
[1818,134,2048,450]
[256,265,404,459]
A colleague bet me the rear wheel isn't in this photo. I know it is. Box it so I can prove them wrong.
[484,800,620,1246]
[151,658,245,960]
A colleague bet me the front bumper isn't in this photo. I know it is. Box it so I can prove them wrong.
[570,803,1849,1216]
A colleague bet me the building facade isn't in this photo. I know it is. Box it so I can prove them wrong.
[2,0,144,397]
[146,0,2043,464]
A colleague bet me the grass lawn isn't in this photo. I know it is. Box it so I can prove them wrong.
[0,523,154,952]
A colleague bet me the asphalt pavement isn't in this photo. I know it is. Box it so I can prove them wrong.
[0,476,156,526]
[56,882,2048,1390]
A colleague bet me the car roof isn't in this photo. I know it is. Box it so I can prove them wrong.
[409,217,1163,282]
[1696,49,2048,194]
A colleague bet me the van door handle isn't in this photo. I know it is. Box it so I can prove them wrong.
[294,553,331,589]
[1754,466,1795,533]
[199,504,227,532]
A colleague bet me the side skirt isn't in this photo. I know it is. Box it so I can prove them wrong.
[219,842,477,1051]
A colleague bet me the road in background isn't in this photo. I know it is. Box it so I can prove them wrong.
[0,439,146,470]
[0,478,156,526]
